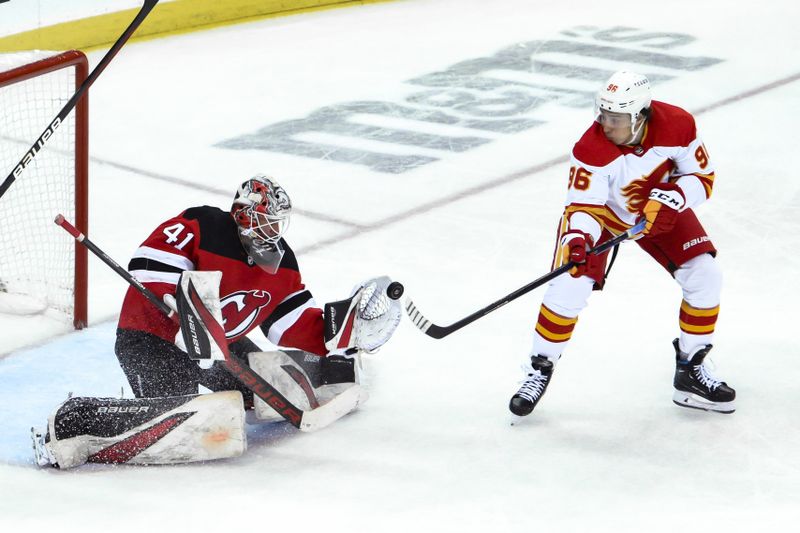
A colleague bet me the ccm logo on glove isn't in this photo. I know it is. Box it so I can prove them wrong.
[642,183,685,237]
[649,188,685,209]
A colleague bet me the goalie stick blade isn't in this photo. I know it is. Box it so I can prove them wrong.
[298,385,367,432]
[404,299,450,339]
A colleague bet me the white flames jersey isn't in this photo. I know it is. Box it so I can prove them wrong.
[563,100,715,237]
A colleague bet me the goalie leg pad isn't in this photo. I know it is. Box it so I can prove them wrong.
[37,391,246,469]
[248,350,365,422]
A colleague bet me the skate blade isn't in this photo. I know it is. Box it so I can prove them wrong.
[672,391,735,414]
[509,414,528,426]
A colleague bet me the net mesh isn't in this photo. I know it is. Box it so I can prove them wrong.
[0,51,79,319]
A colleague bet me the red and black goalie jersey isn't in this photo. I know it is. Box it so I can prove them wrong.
[117,206,327,355]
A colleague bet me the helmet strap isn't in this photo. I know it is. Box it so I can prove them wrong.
[626,115,647,145]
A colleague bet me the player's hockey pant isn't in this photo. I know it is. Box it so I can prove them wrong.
[115,328,259,405]
[532,210,721,359]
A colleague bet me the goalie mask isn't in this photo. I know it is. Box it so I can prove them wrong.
[231,174,292,274]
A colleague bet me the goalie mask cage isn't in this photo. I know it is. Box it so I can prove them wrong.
[0,50,88,329]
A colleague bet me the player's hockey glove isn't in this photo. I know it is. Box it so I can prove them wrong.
[560,230,599,278]
[643,183,685,237]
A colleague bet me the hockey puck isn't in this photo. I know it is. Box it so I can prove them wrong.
[386,281,404,300]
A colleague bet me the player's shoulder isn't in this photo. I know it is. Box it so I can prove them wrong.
[179,206,242,258]
[175,206,301,271]
[181,205,231,225]
[572,122,622,167]
[647,100,697,146]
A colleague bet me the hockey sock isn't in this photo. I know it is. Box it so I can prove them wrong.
[678,300,718,357]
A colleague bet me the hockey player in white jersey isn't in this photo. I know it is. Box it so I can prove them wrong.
[509,71,735,418]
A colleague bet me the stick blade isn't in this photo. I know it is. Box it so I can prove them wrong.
[405,298,432,333]
[404,298,450,339]
[298,385,367,432]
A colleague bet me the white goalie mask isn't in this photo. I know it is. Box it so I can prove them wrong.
[231,174,292,274]
[594,71,652,138]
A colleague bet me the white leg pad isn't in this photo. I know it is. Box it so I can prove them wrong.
[44,391,246,469]
[248,351,366,423]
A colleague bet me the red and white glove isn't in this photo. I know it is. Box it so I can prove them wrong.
[643,183,686,237]
[560,230,597,278]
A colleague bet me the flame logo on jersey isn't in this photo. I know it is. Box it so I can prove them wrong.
[621,160,674,214]
[621,177,651,214]
[220,290,272,338]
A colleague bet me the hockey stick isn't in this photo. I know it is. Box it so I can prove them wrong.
[0,0,159,200]
[54,214,364,432]
[405,219,647,339]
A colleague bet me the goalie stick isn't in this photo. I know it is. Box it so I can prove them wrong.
[54,214,361,432]
[405,219,647,339]
[0,0,159,200]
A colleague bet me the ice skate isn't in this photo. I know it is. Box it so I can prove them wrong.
[509,355,554,417]
[31,427,57,468]
[672,339,735,414]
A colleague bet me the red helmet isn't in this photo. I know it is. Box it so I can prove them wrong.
[231,174,291,246]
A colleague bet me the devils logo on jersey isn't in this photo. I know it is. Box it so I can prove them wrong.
[220,290,272,338]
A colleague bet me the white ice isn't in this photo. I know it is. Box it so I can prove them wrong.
[1,0,799,531]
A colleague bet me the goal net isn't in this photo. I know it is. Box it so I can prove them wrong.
[0,50,88,329]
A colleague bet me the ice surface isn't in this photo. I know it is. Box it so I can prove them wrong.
[1,1,799,531]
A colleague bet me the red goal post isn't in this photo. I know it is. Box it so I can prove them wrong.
[0,50,88,329]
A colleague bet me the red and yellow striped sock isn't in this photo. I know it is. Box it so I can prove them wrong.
[535,304,578,344]
[679,300,719,336]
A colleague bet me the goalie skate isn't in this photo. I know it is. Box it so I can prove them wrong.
[31,427,56,468]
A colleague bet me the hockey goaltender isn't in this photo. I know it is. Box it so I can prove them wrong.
[32,175,403,468]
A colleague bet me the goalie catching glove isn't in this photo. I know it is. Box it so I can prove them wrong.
[324,276,402,354]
